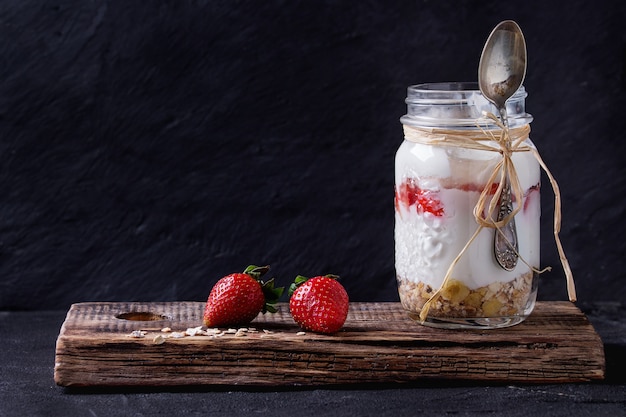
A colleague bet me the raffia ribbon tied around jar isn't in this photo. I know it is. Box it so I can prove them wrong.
[402,111,576,322]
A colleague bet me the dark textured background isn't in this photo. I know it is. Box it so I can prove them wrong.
[1,1,624,310]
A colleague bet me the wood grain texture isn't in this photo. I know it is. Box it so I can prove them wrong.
[54,301,605,387]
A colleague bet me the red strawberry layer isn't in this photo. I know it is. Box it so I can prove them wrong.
[523,183,540,212]
[395,178,540,217]
[395,178,444,217]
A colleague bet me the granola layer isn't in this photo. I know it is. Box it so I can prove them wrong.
[397,271,535,318]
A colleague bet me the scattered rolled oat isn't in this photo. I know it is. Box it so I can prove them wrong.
[170,332,186,339]
[127,330,147,338]
[185,326,205,336]
[296,331,306,336]
[226,328,238,334]
[153,334,166,345]
[161,327,172,333]
[234,329,247,337]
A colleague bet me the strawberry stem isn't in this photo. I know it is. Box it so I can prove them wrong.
[261,278,284,313]
[288,274,339,297]
[242,265,284,314]
[243,265,270,279]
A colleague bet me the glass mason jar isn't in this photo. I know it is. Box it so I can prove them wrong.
[395,82,540,329]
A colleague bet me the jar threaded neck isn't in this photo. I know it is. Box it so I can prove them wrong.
[401,82,532,128]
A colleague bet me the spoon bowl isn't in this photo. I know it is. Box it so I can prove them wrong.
[478,20,527,126]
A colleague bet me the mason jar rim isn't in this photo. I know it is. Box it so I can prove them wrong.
[405,82,527,103]
[401,81,532,128]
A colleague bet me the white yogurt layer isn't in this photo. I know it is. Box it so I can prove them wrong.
[395,140,540,290]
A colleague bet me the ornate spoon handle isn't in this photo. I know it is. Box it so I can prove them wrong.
[494,178,519,271]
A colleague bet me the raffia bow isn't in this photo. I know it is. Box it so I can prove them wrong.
[402,112,576,322]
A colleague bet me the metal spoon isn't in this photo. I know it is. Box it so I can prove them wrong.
[478,20,527,271]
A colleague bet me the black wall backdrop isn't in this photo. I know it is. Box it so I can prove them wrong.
[1,1,624,310]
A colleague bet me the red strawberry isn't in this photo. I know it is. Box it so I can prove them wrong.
[523,183,540,212]
[288,275,349,334]
[395,179,444,217]
[203,265,283,327]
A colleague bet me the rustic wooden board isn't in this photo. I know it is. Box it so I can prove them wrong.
[54,301,605,387]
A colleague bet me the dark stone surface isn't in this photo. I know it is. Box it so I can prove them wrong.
[0,1,625,310]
